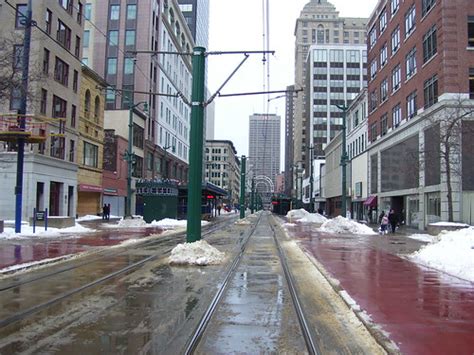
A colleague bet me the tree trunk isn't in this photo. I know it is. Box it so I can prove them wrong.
[444,149,454,222]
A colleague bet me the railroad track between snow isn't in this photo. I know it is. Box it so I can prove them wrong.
[0,215,238,329]
[184,212,320,355]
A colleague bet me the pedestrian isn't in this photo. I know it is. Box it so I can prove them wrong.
[106,203,111,220]
[217,204,221,216]
[380,213,389,235]
[102,204,107,220]
[378,210,385,225]
[388,209,398,233]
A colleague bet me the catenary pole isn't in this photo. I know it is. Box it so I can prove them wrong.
[239,156,246,219]
[15,0,32,233]
[186,47,206,243]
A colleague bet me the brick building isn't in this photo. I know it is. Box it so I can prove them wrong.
[366,0,474,228]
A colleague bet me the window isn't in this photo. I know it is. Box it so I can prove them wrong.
[107,58,117,75]
[40,89,47,114]
[406,47,417,78]
[59,0,73,14]
[423,26,437,63]
[392,64,401,91]
[469,16,474,47]
[54,57,69,86]
[133,124,144,149]
[381,113,388,135]
[83,142,98,168]
[69,140,75,162]
[381,78,389,102]
[84,90,91,118]
[106,88,115,107]
[424,75,438,108]
[146,152,153,171]
[52,95,67,118]
[391,26,400,53]
[124,58,134,74]
[108,30,118,46]
[75,35,81,57]
[370,60,377,80]
[15,4,27,29]
[405,5,416,37]
[407,91,417,118]
[127,4,137,20]
[125,30,136,46]
[132,155,143,178]
[369,26,377,48]
[50,136,65,159]
[380,43,388,66]
[110,5,120,20]
[13,45,23,70]
[71,104,76,127]
[370,123,378,142]
[73,70,78,92]
[391,0,399,16]
[83,30,90,48]
[57,20,72,49]
[422,0,436,17]
[43,48,50,74]
[379,10,387,32]
[85,3,92,19]
[77,2,83,24]
[369,90,378,112]
[45,9,52,34]
[10,87,22,110]
[94,96,100,122]
[392,104,401,127]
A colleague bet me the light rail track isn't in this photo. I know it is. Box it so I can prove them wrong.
[0,216,238,329]
[184,212,320,354]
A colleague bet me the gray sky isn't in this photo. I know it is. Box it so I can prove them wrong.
[207,0,378,168]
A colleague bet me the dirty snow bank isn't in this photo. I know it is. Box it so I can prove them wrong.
[169,240,225,265]
[117,218,148,228]
[319,216,377,235]
[0,224,96,239]
[286,209,327,223]
[409,227,474,282]
[150,218,209,228]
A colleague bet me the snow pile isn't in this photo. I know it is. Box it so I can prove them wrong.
[409,227,474,282]
[150,218,209,229]
[0,224,96,239]
[286,209,327,223]
[430,221,470,228]
[76,215,102,222]
[319,216,377,235]
[408,234,437,243]
[117,218,147,228]
[169,240,225,265]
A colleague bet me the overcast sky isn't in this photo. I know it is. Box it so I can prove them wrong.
[207,0,378,168]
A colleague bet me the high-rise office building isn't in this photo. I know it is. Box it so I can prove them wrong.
[248,113,281,190]
[177,0,209,48]
[293,0,367,166]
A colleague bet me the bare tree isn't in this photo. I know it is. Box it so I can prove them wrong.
[422,95,474,221]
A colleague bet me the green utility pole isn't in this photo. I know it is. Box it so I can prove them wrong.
[125,99,147,218]
[239,156,246,219]
[336,104,349,217]
[309,145,314,213]
[250,177,255,214]
[186,47,206,243]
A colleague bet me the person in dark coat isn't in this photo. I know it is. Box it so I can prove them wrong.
[378,210,385,225]
[102,204,107,220]
[388,209,398,233]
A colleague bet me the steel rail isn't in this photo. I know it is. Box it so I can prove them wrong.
[184,213,262,355]
[269,218,321,355]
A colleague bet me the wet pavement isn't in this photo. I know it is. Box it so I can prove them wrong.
[0,219,165,270]
[285,222,474,355]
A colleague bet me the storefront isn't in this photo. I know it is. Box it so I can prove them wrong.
[77,184,102,217]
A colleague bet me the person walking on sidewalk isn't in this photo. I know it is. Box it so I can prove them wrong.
[388,209,398,233]
[102,204,107,220]
[380,213,389,234]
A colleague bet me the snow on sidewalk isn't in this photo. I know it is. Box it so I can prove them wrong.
[319,216,377,235]
[286,209,327,223]
[169,240,225,265]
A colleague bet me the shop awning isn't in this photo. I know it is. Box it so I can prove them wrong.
[78,184,103,193]
[363,195,377,207]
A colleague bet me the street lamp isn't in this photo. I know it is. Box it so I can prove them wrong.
[335,103,348,217]
[125,100,148,219]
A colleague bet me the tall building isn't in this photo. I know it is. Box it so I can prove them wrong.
[366,0,474,228]
[305,44,367,158]
[177,0,209,48]
[204,140,240,205]
[0,0,84,219]
[293,0,367,167]
[248,113,281,191]
[284,85,296,196]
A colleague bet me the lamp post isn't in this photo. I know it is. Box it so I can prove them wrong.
[250,176,255,214]
[125,100,148,219]
[239,155,246,219]
[335,104,348,217]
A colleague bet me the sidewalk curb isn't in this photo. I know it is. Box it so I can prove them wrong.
[275,217,401,355]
